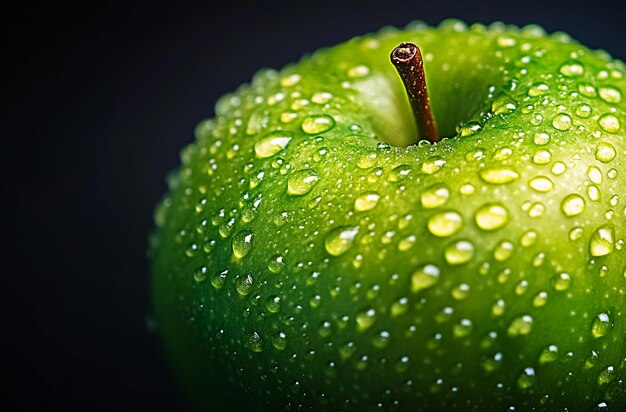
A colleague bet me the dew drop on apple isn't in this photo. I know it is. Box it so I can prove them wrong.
[493,147,513,161]
[193,266,208,283]
[287,169,320,195]
[371,330,391,348]
[272,331,287,350]
[391,297,409,317]
[507,315,534,337]
[211,269,227,289]
[411,263,440,293]
[236,274,254,296]
[587,165,603,184]
[453,319,473,337]
[481,352,503,372]
[444,240,475,265]
[420,183,450,208]
[590,224,615,256]
[492,95,517,115]
[427,211,464,237]
[354,192,381,212]
[491,299,505,316]
[395,356,411,373]
[552,113,572,131]
[532,150,551,165]
[266,295,281,313]
[575,103,592,118]
[347,65,370,78]
[595,143,616,163]
[458,121,482,137]
[318,320,333,338]
[301,114,335,134]
[311,91,333,104]
[528,82,549,97]
[232,230,254,258]
[533,290,548,307]
[451,283,471,301]
[598,86,622,103]
[539,345,559,365]
[493,240,514,261]
[356,308,376,331]
[529,176,554,192]
[388,164,411,182]
[459,183,475,196]
[533,132,551,145]
[268,255,285,273]
[559,60,584,77]
[421,156,446,175]
[587,185,601,202]
[478,167,520,184]
[254,132,292,158]
[475,203,509,231]
[245,330,263,352]
[357,153,377,169]
[598,114,620,133]
[551,272,572,291]
[324,226,359,256]
[597,366,615,385]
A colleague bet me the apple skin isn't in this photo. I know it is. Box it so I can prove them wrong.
[151,20,626,411]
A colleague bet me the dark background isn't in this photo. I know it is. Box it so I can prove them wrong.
[3,0,625,410]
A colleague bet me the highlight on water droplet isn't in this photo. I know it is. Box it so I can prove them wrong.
[479,167,520,184]
[444,240,475,265]
[421,183,450,208]
[324,226,359,256]
[528,82,549,97]
[590,224,615,256]
[427,211,464,237]
[354,192,381,212]
[560,194,585,217]
[598,114,620,133]
[232,230,254,258]
[551,272,572,291]
[301,114,335,134]
[598,86,622,103]
[475,203,509,231]
[591,312,613,338]
[411,263,440,293]
[459,121,482,137]
[552,113,572,131]
[288,169,320,195]
[559,60,584,77]
[595,142,616,163]
[529,176,554,192]
[255,132,292,158]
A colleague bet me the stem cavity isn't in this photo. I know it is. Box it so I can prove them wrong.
[390,42,439,144]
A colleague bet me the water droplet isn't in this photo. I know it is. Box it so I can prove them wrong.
[453,319,473,337]
[598,114,620,133]
[578,83,597,97]
[534,132,551,145]
[391,297,409,316]
[533,290,548,307]
[552,113,572,131]
[481,352,503,372]
[347,65,370,78]
[322,226,361,259]
[444,240,475,265]
[460,183,476,195]
[539,345,559,364]
[588,185,601,202]
[280,73,301,87]
[395,356,411,373]
[590,224,615,256]
[236,274,254,296]
[421,183,450,208]
[491,299,506,316]
[497,35,517,47]
[193,266,208,283]
[521,230,538,247]
[421,156,446,174]
[427,211,464,237]
[599,86,622,103]
[211,269,227,289]
[232,230,254,258]
[533,150,552,165]
[246,331,263,352]
[598,366,615,385]
[356,308,376,331]
[494,240,514,261]
[318,321,333,337]
[388,164,412,182]
[551,272,572,291]
[301,114,335,134]
[411,264,440,293]
[551,161,567,175]
[266,295,281,313]
[354,192,381,212]
[451,283,471,300]
[398,235,416,251]
[255,132,292,158]
[288,169,320,195]
[591,312,613,338]
[529,176,554,192]
[528,82,549,97]
[272,332,287,350]
[475,203,509,231]
[459,121,482,137]
[575,103,592,118]
[492,96,517,115]
[371,330,391,348]
[588,165,603,184]
[559,61,584,77]
[569,227,584,241]
[268,255,285,273]
[508,315,534,337]
[479,167,520,184]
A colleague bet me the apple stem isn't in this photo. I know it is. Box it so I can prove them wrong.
[390,42,439,144]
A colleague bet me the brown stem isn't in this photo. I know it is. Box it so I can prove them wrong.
[390,42,439,144]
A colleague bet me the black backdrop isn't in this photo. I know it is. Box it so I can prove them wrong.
[3,0,625,410]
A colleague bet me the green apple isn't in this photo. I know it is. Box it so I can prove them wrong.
[151,19,626,411]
